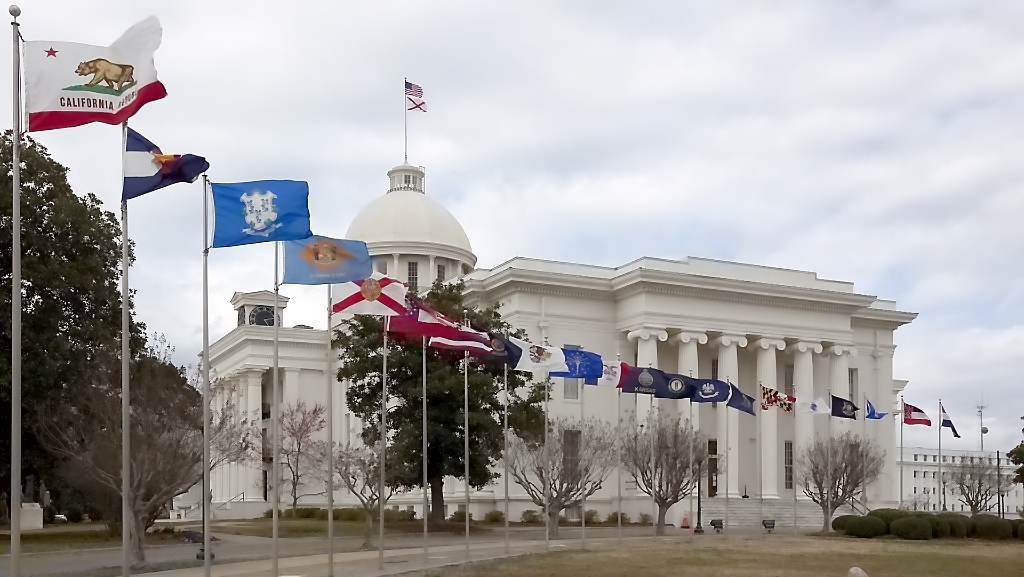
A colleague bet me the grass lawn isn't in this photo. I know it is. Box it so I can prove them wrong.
[208,518,489,538]
[0,523,185,554]
[422,534,1024,577]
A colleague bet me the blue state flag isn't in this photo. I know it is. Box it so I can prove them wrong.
[551,349,603,379]
[122,127,209,200]
[689,378,731,403]
[865,398,887,420]
[726,384,756,416]
[831,394,859,420]
[282,236,372,285]
[211,180,312,248]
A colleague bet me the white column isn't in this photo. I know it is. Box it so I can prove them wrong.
[713,334,747,498]
[428,255,436,286]
[246,370,263,501]
[756,338,786,499]
[874,345,896,503]
[671,331,706,430]
[626,327,668,423]
[829,345,856,433]
[392,253,401,280]
[793,341,821,455]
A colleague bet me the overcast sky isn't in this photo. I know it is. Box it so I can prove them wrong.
[6,1,1023,454]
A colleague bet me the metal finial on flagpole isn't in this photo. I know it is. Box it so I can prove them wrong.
[9,5,20,17]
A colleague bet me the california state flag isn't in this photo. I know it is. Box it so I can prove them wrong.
[24,16,167,132]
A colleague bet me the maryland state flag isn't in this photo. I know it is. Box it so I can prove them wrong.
[24,17,167,132]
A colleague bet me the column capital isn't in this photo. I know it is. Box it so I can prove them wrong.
[670,331,708,345]
[793,341,823,354]
[627,327,668,343]
[754,337,786,351]
[712,334,748,348]
[828,344,858,357]
[872,345,896,359]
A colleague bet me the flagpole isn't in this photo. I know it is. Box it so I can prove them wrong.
[861,392,867,510]
[120,121,131,577]
[379,319,388,570]
[422,335,429,561]
[325,285,334,577]
[826,389,832,531]
[403,77,408,162]
[650,393,656,538]
[462,312,471,559]
[899,396,904,508]
[580,377,586,548]
[201,175,212,576]
[272,243,281,577]
[757,382,763,531]
[8,9,22,577]
[724,378,730,532]
[688,381,694,536]
[937,399,943,511]
[616,355,622,546]
[544,365,550,551]
[503,361,509,554]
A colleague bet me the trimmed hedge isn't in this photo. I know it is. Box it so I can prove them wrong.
[832,515,859,532]
[913,514,950,539]
[867,508,912,534]
[975,517,1013,540]
[484,510,505,523]
[945,517,967,538]
[65,504,84,524]
[844,516,886,538]
[891,517,932,540]
[1008,518,1020,539]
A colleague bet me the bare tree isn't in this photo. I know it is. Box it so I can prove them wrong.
[504,416,617,538]
[278,401,329,516]
[794,432,885,531]
[335,443,395,548]
[620,411,708,535]
[36,341,256,568]
[945,456,1015,515]
[899,493,931,512]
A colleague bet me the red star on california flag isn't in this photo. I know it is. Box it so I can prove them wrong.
[45,47,57,57]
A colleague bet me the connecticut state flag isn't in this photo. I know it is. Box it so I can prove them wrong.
[122,128,208,200]
[282,236,372,285]
[211,181,312,248]
[24,17,167,132]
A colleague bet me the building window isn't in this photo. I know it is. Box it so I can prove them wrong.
[914,454,919,462]
[563,345,580,400]
[377,259,387,274]
[407,261,418,292]
[783,364,795,396]
[562,429,581,479]
[437,264,446,283]
[784,441,793,489]
[933,455,937,463]
[942,456,947,463]
[913,471,918,478]
[848,368,858,400]
[932,472,936,479]
[913,487,917,494]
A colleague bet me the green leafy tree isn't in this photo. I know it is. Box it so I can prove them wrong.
[1008,415,1024,486]
[335,279,544,523]
[0,131,144,496]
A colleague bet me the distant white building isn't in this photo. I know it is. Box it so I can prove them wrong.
[896,446,1023,515]
[180,161,919,525]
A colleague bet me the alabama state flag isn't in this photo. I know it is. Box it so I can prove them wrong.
[24,16,167,132]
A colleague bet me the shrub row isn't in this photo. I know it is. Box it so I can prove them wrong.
[842,509,1020,541]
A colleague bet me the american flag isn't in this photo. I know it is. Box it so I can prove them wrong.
[405,81,423,98]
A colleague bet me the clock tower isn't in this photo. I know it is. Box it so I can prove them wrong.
[230,290,289,327]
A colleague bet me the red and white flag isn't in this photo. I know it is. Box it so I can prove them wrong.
[406,96,427,112]
[388,299,463,338]
[24,16,167,132]
[428,330,493,355]
[902,402,932,426]
[331,272,408,316]
[761,385,796,412]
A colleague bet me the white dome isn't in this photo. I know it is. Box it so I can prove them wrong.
[346,164,473,255]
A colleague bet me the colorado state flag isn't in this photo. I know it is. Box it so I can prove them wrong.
[122,128,208,200]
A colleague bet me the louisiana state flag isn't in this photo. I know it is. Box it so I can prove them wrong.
[122,128,208,200]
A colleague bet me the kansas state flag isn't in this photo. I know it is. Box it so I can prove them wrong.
[122,128,208,200]
[211,180,312,248]
[283,236,372,285]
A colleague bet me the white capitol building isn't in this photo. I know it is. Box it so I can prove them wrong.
[184,161,917,526]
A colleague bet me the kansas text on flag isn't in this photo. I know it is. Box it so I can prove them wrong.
[25,16,167,132]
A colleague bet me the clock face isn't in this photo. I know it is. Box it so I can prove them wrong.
[249,305,275,326]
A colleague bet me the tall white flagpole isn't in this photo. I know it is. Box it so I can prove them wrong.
[378,320,388,570]
[403,77,408,162]
[580,377,586,547]
[8,8,22,577]
[422,335,429,561]
[503,361,509,554]
[724,378,730,531]
[757,383,763,529]
[688,386,694,535]
[543,365,550,550]
[463,331,470,557]
[862,392,867,509]
[826,389,832,530]
[201,176,212,576]
[615,354,622,546]
[272,243,282,577]
[119,122,131,577]
[325,285,334,577]
[938,399,943,511]
[899,396,904,508]
[650,393,656,537]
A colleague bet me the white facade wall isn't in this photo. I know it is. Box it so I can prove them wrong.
[896,447,1024,516]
